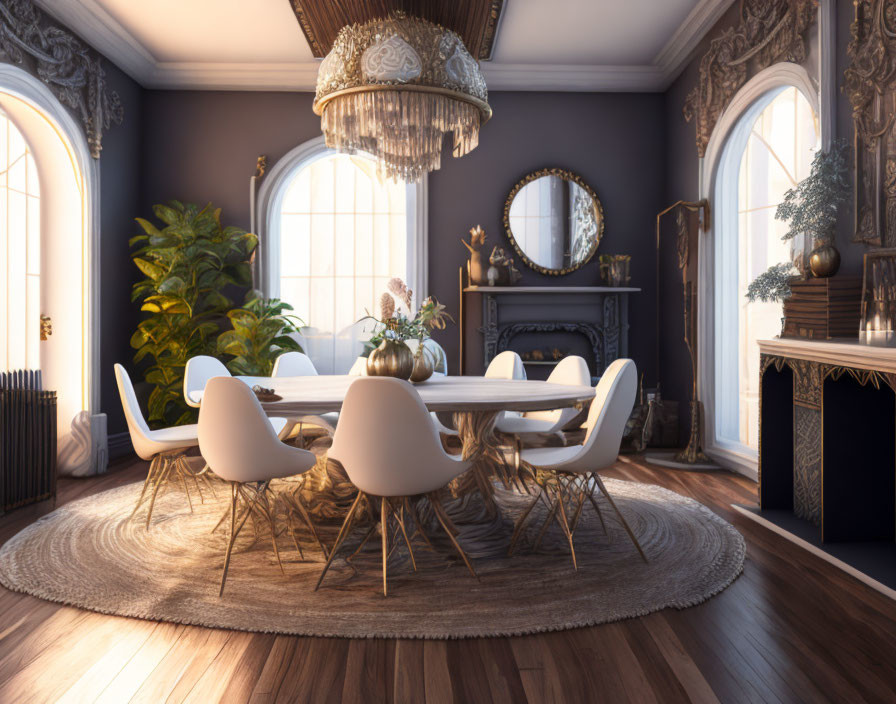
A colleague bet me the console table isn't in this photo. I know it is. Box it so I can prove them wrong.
[758,338,896,543]
[459,285,640,379]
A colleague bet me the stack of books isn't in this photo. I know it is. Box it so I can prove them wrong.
[782,276,862,339]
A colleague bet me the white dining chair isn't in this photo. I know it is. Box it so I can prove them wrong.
[347,356,370,376]
[512,359,647,568]
[406,338,448,375]
[183,355,231,408]
[272,351,318,377]
[115,364,206,528]
[495,356,591,464]
[182,355,289,439]
[348,352,455,438]
[269,350,339,446]
[316,377,478,595]
[199,376,321,596]
[485,350,527,380]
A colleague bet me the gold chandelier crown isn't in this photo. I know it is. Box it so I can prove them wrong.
[313,12,492,182]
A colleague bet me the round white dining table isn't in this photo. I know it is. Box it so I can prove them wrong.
[227,374,595,515]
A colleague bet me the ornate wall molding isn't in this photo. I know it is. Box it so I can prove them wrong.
[683,0,817,158]
[0,0,122,158]
[844,0,896,246]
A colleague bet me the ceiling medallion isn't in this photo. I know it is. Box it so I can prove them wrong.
[313,12,492,182]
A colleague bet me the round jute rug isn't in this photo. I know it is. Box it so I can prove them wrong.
[0,478,744,639]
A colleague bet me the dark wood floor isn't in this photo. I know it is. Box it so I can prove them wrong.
[1,456,896,703]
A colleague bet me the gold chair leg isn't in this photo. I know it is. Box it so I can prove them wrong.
[568,477,588,533]
[145,456,175,530]
[381,497,390,596]
[428,493,478,581]
[592,474,647,562]
[532,496,560,552]
[177,465,194,513]
[585,475,608,534]
[404,498,435,550]
[256,483,284,575]
[287,492,329,559]
[554,481,578,570]
[219,483,240,596]
[130,455,160,521]
[314,492,364,591]
[393,500,417,571]
[286,513,305,561]
[345,522,378,562]
[507,486,544,556]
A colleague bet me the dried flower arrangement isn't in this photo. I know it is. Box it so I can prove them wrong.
[360,278,453,357]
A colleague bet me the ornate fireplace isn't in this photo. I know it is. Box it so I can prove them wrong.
[460,285,639,380]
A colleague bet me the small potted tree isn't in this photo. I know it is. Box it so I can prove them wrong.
[774,138,851,279]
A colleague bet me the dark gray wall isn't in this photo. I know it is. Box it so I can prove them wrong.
[141,90,666,385]
[98,62,143,436]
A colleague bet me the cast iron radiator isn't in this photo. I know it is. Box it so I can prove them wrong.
[0,370,57,513]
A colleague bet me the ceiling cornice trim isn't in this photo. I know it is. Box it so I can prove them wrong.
[146,63,321,91]
[482,64,666,92]
[34,0,739,93]
[33,0,157,84]
[653,0,739,85]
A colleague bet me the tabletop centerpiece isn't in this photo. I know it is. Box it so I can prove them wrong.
[362,278,453,382]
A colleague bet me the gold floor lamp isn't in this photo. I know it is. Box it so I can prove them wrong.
[645,199,719,470]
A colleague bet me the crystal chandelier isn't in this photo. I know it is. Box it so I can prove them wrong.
[313,13,492,182]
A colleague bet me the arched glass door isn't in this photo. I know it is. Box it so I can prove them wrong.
[715,86,819,453]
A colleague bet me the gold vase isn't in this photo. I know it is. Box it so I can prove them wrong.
[409,348,434,383]
[367,339,414,380]
[809,244,841,278]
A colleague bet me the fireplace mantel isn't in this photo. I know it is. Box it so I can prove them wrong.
[464,286,641,294]
[459,285,640,377]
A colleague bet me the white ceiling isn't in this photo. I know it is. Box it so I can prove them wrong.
[36,0,736,92]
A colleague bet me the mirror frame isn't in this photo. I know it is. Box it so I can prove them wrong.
[502,167,605,276]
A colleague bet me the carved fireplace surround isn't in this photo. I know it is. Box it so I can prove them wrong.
[460,286,640,379]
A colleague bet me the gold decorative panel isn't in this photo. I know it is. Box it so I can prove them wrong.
[845,1,896,245]
[683,0,817,157]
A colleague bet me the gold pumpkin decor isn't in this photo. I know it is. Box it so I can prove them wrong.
[361,278,454,381]
[367,336,415,380]
[409,346,435,383]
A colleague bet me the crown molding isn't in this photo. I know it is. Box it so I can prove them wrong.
[33,0,157,84]
[653,0,739,86]
[146,63,321,91]
[482,63,666,92]
[34,0,737,93]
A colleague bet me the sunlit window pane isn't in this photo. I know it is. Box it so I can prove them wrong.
[277,152,408,374]
[1,110,41,372]
[735,87,818,449]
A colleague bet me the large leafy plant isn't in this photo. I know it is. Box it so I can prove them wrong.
[217,292,304,376]
[130,201,257,426]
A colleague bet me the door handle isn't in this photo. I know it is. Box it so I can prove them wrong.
[40,315,52,341]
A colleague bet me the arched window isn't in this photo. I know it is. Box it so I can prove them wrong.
[1,63,103,475]
[706,71,819,465]
[260,138,426,374]
[0,109,41,370]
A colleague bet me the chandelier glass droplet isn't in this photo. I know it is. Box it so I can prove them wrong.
[313,13,492,182]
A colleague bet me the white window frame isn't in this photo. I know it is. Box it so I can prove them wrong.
[698,62,824,479]
[256,136,428,307]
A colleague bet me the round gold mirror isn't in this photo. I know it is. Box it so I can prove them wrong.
[503,168,604,276]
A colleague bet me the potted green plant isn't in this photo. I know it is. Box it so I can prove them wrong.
[775,138,851,278]
[745,262,799,304]
[216,291,304,376]
[130,201,256,426]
